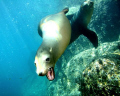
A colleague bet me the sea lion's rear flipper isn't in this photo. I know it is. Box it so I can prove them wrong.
[82,28,98,48]
[62,8,69,14]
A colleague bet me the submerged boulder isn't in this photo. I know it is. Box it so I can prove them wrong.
[81,55,120,95]
[47,41,120,96]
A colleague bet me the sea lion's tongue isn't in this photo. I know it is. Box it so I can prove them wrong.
[46,67,55,81]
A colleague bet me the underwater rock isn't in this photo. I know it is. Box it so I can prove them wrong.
[47,41,120,96]
[80,41,120,96]
[81,57,120,95]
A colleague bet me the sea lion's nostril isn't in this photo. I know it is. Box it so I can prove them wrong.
[39,72,43,76]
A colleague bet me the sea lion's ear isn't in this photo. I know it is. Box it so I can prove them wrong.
[50,48,52,53]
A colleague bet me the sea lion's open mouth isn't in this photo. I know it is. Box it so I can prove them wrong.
[46,67,55,81]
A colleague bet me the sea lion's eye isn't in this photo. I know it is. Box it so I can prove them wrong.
[46,58,50,62]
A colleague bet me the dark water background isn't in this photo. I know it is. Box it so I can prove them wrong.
[0,0,120,96]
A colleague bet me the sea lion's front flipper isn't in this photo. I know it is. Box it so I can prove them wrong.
[62,8,69,14]
[82,28,98,48]
[38,23,42,37]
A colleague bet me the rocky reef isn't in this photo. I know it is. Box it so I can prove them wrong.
[81,44,120,95]
[47,41,120,96]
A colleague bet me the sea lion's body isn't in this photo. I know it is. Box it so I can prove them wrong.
[39,10,71,61]
[35,0,98,81]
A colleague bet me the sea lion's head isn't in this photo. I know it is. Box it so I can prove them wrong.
[34,47,55,81]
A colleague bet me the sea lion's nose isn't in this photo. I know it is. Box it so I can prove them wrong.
[38,72,43,76]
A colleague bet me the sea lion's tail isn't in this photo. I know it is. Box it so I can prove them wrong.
[62,8,69,14]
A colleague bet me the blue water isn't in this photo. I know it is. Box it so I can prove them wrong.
[0,0,61,95]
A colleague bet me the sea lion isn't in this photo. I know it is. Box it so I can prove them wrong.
[34,0,98,81]
[35,8,71,81]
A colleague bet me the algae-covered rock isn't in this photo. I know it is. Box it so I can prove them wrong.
[80,41,120,95]
[47,41,120,96]
[81,57,120,95]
